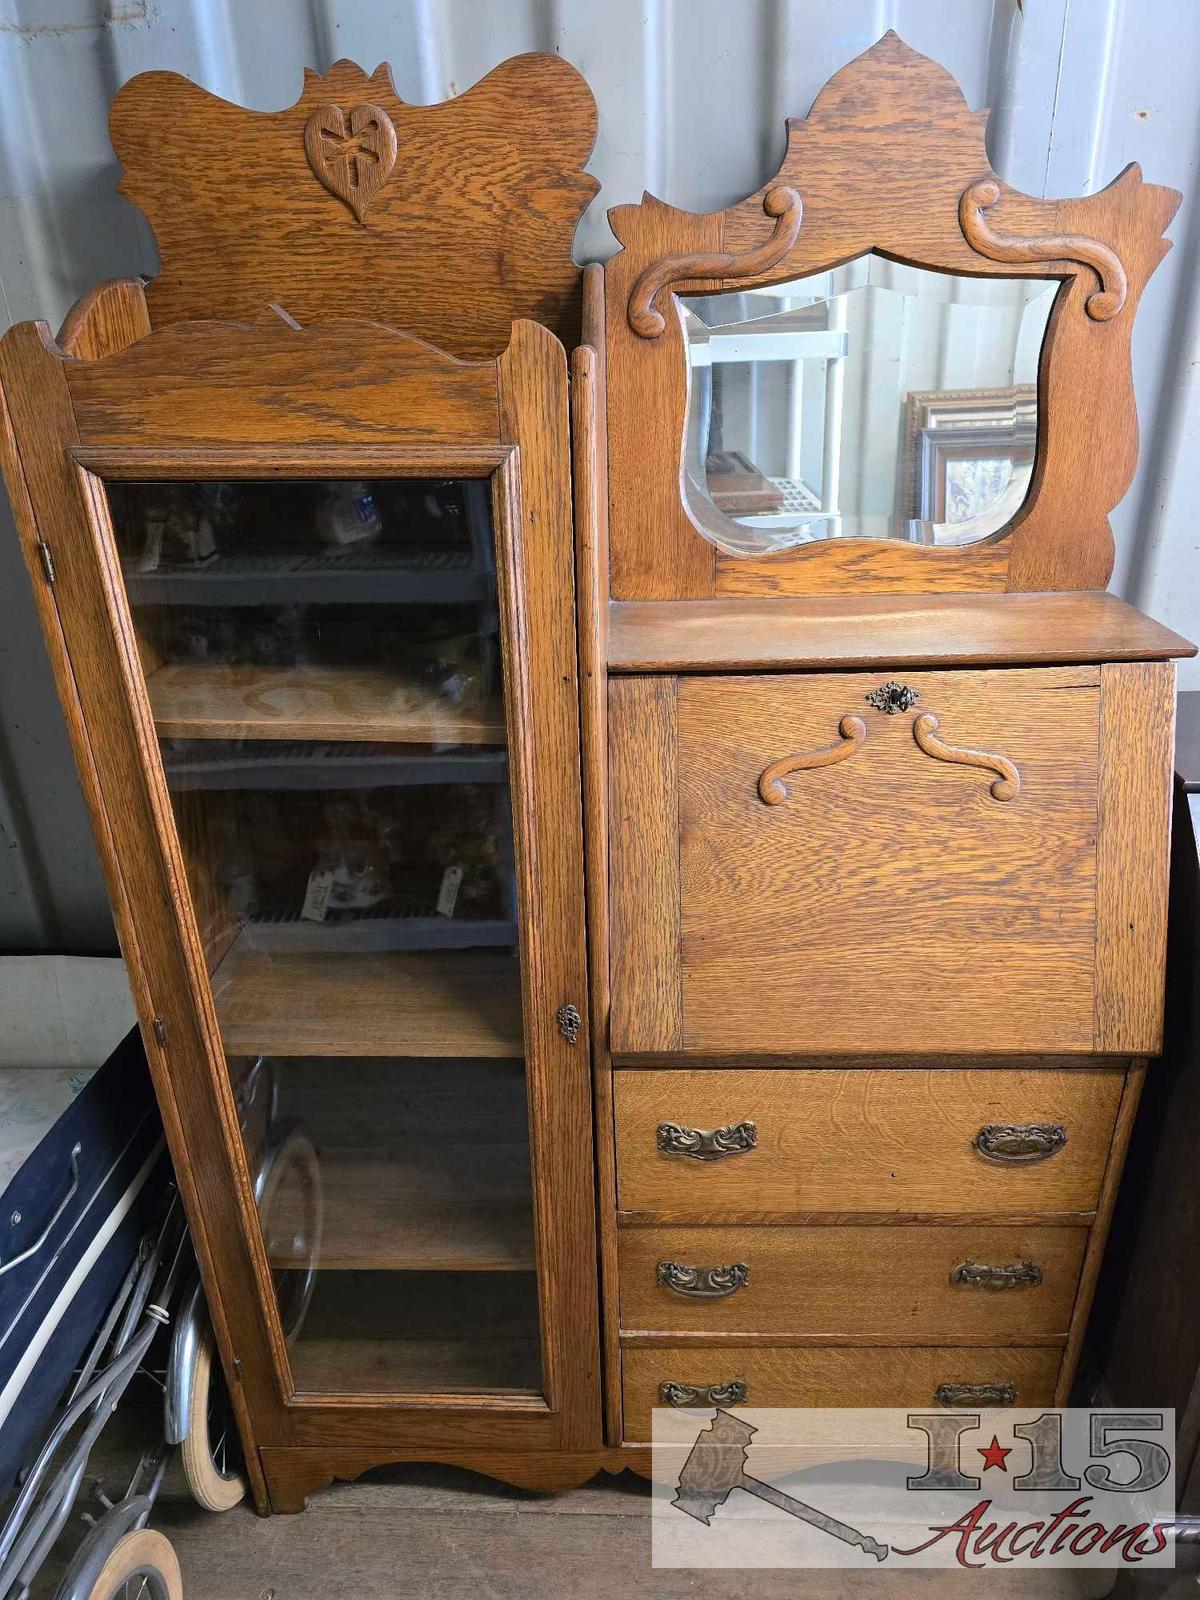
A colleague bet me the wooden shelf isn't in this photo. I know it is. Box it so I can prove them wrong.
[148,663,506,744]
[289,1335,541,1396]
[265,1148,534,1273]
[608,591,1197,673]
[212,939,524,1057]
[287,1270,542,1396]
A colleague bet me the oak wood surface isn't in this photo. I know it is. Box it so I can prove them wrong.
[621,1346,1062,1441]
[65,322,501,447]
[609,667,1103,1055]
[267,1152,534,1273]
[607,677,682,1053]
[572,263,623,1450]
[608,592,1196,673]
[613,1066,1124,1217]
[1094,662,1176,1053]
[0,312,604,1480]
[603,32,1180,600]
[260,1446,617,1513]
[109,55,597,357]
[618,1223,1085,1341]
[146,663,506,744]
[212,936,524,1063]
[57,279,152,361]
[1054,1060,1146,1405]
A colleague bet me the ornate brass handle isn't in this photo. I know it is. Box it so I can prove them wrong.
[660,1379,749,1409]
[936,1381,1017,1408]
[758,714,867,804]
[657,1121,757,1160]
[657,1261,750,1299]
[950,1258,1043,1291]
[912,711,1020,801]
[974,1123,1068,1163]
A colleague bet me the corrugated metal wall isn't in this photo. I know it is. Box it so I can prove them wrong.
[1,0,1197,950]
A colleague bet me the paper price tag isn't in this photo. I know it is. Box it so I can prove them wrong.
[436,865,464,918]
[301,867,334,922]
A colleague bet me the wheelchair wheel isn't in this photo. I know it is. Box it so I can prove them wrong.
[179,1324,246,1512]
[81,1529,181,1600]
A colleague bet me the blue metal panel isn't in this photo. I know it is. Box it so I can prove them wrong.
[0,0,1197,947]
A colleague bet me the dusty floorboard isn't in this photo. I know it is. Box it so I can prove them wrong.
[147,1463,1187,1600]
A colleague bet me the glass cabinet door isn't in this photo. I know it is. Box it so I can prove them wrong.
[106,475,541,1396]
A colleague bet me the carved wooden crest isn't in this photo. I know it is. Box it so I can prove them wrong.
[110,55,597,357]
[603,31,1180,599]
[303,101,398,221]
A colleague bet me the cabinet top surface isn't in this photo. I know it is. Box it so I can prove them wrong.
[606,591,1196,673]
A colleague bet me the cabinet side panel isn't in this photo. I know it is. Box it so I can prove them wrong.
[1095,661,1175,1053]
[608,677,682,1053]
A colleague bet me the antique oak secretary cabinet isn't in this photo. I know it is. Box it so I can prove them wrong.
[0,35,1193,1512]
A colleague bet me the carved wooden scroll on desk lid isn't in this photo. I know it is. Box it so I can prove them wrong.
[109,54,597,358]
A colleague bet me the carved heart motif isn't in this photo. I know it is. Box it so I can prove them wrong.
[303,101,397,222]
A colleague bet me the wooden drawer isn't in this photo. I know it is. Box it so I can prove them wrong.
[621,1346,1062,1441]
[614,1067,1124,1217]
[609,664,1174,1057]
[619,1224,1086,1339]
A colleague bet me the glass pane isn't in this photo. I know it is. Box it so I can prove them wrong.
[680,255,1057,554]
[106,476,541,1398]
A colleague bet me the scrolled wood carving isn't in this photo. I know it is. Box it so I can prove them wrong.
[304,101,398,222]
[912,711,1020,801]
[628,184,803,338]
[758,714,866,804]
[959,178,1127,322]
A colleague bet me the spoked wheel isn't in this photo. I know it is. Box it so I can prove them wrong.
[81,1530,182,1600]
[179,1324,246,1512]
[55,1503,181,1600]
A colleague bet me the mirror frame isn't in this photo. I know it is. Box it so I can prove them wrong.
[602,32,1181,600]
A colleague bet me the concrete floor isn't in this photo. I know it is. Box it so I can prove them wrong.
[140,1463,1198,1600]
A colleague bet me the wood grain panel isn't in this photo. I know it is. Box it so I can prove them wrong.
[212,941,524,1061]
[608,678,682,1053]
[608,592,1196,673]
[65,322,500,448]
[621,1346,1062,1440]
[147,663,505,744]
[109,55,597,358]
[673,669,1100,1054]
[1094,662,1176,1053]
[619,1224,1085,1341]
[613,1066,1124,1217]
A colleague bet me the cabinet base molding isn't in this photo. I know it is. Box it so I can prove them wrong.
[258,1446,626,1515]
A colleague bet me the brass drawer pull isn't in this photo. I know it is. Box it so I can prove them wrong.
[657,1261,750,1299]
[657,1120,758,1160]
[758,715,867,804]
[660,1379,749,1409]
[974,1123,1068,1163]
[912,711,1020,801]
[936,1381,1016,1408]
[950,1258,1043,1291]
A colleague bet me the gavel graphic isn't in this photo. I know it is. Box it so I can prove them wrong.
[672,1408,889,1561]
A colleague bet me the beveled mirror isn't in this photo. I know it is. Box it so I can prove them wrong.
[681,258,1056,554]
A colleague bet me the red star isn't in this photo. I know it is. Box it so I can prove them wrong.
[978,1435,1012,1472]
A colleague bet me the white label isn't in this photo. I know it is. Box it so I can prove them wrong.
[300,867,334,922]
[436,865,464,918]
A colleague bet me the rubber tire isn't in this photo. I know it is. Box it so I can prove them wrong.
[83,1529,182,1600]
[179,1326,246,1512]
